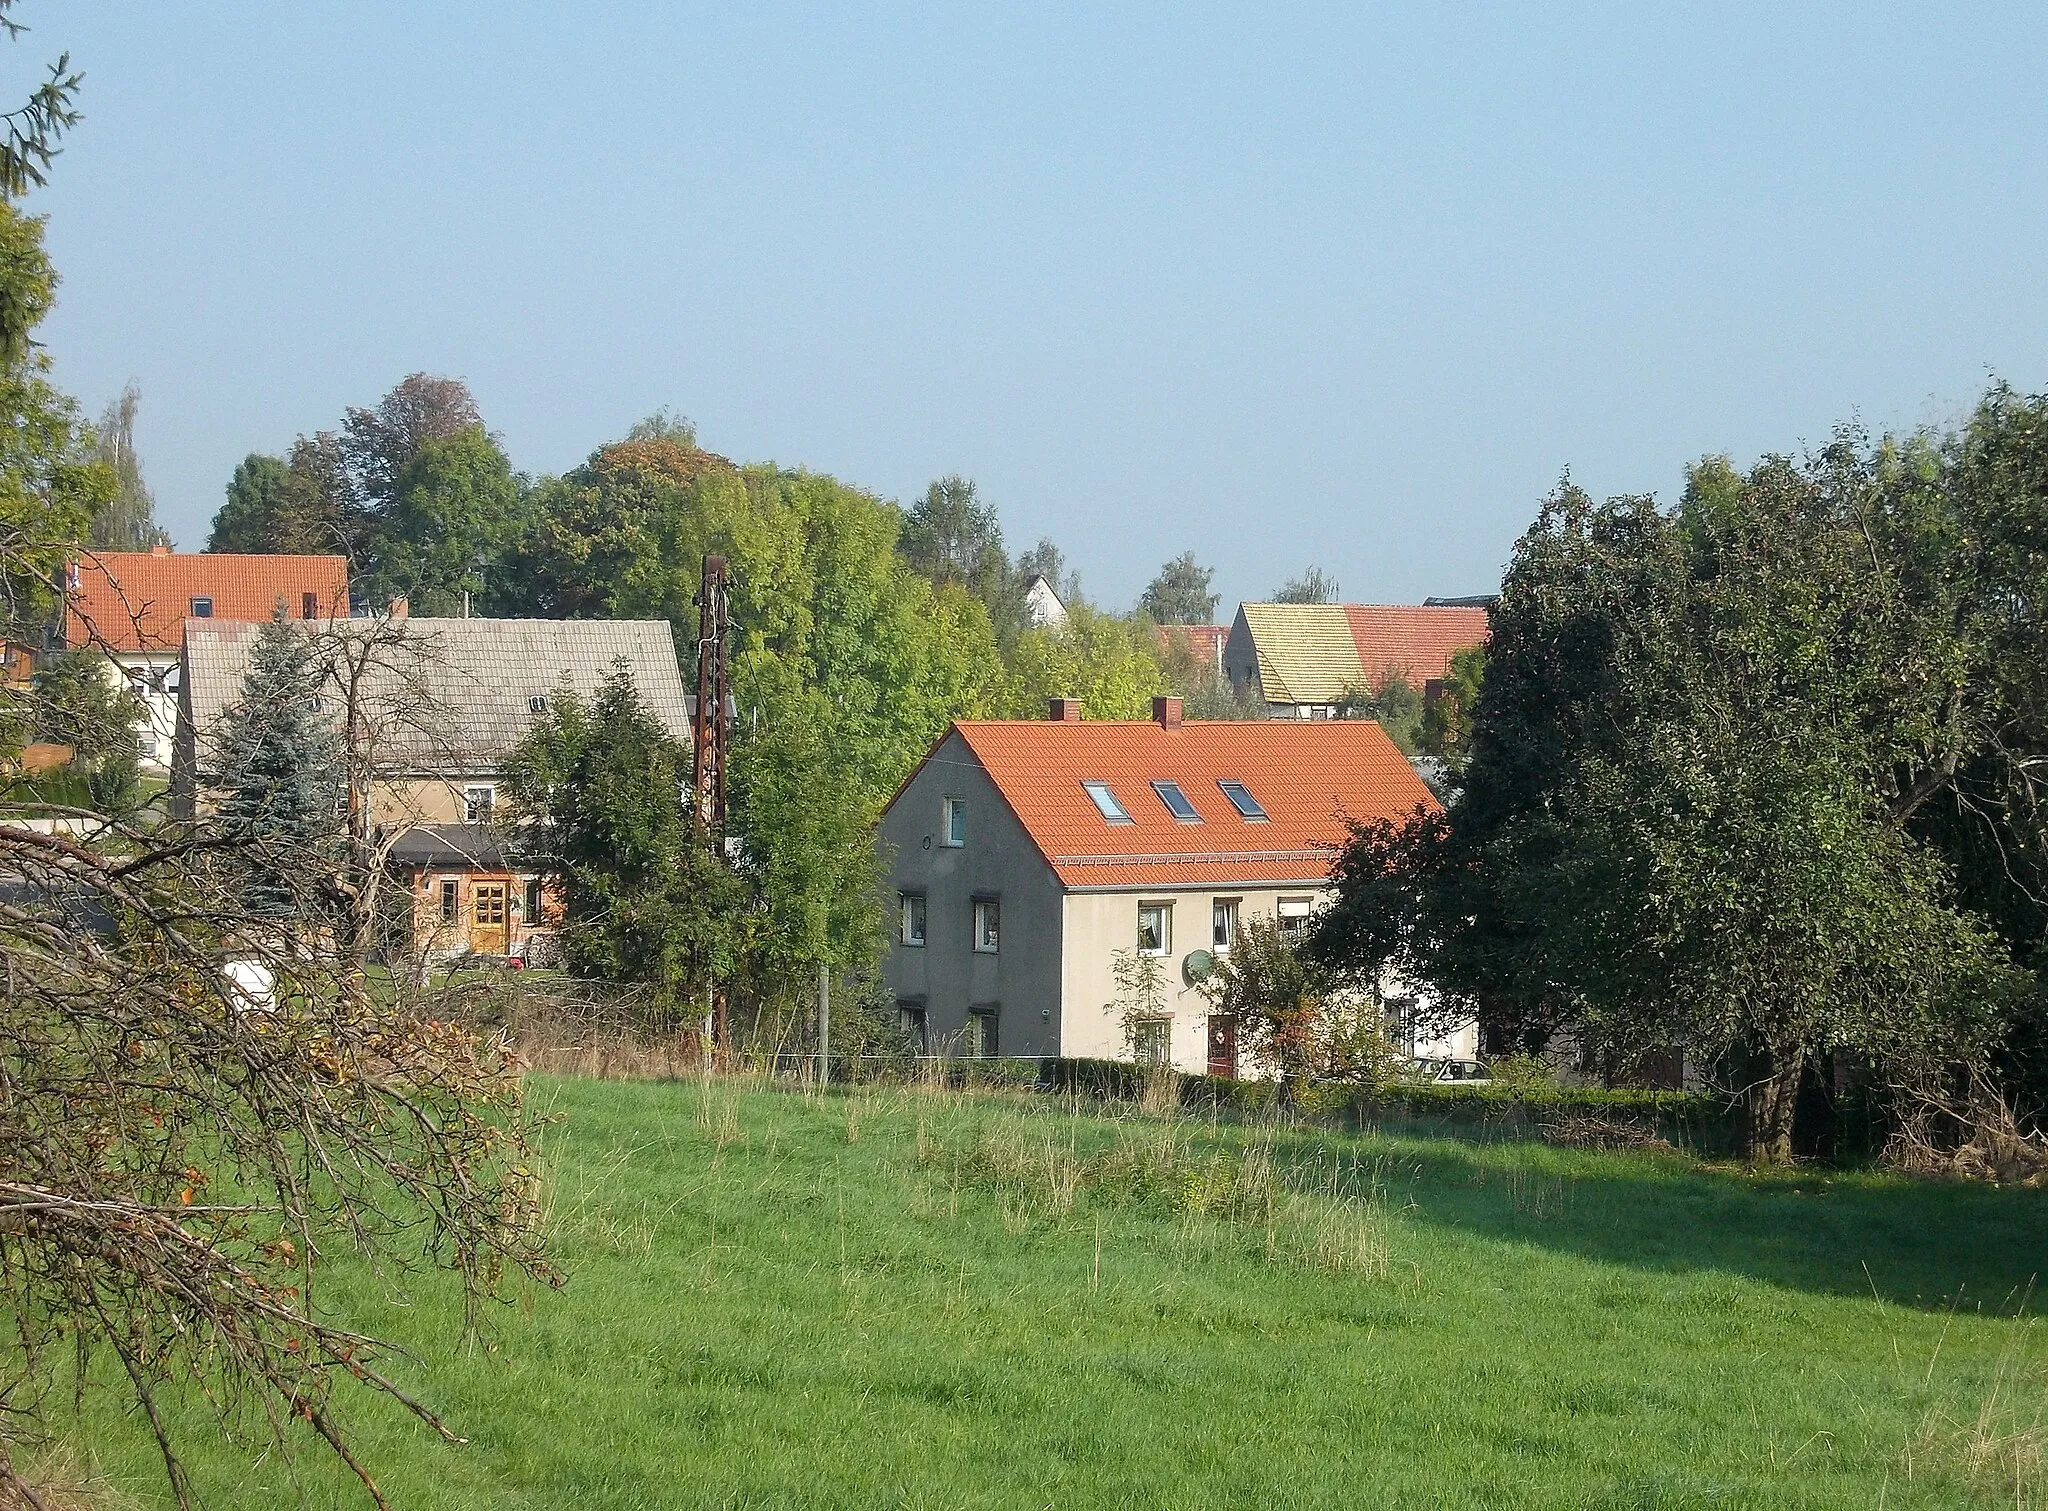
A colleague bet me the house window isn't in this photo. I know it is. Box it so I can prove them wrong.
[439,878,458,922]
[189,596,213,618]
[899,892,927,947]
[973,897,1000,954]
[529,695,548,714]
[523,877,543,924]
[464,785,494,823]
[1217,780,1268,821]
[1278,897,1312,941]
[1131,1018,1171,1068]
[1137,903,1171,957]
[301,592,318,620]
[1213,898,1239,951]
[899,1002,928,1054]
[1151,780,1202,823]
[966,1006,999,1058]
[942,796,966,847]
[1081,780,1133,824]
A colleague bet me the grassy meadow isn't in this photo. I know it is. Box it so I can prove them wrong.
[68,1075,2048,1509]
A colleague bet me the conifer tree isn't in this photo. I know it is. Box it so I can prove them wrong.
[210,607,342,916]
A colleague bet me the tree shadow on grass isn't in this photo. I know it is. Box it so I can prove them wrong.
[1261,1122,2048,1313]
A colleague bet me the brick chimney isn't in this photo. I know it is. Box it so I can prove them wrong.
[387,595,409,620]
[1047,697,1082,722]
[1153,696,1184,729]
[150,543,171,557]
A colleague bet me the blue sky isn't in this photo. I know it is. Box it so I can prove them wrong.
[19,4,2048,614]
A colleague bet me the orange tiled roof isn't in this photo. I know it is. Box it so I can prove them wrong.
[64,550,350,653]
[1343,604,1488,688]
[947,718,1436,889]
[1156,623,1228,669]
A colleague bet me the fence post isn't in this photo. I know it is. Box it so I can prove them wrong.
[817,959,831,1088]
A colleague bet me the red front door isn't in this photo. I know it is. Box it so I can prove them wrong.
[1207,1016,1238,1079]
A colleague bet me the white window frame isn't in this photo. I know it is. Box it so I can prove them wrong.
[1137,902,1171,958]
[464,784,496,823]
[1212,898,1239,951]
[942,796,966,847]
[1277,896,1313,940]
[973,897,1000,954]
[899,892,927,947]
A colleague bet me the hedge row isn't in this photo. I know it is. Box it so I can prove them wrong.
[1045,1058,1746,1154]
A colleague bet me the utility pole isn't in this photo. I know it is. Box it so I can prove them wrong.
[692,555,732,1059]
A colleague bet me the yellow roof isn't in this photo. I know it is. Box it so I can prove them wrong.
[1238,603,1365,703]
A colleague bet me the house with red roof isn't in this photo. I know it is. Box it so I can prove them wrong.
[63,546,349,770]
[1221,601,1489,719]
[879,696,1474,1074]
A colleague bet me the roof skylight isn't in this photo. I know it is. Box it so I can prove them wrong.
[1217,780,1269,821]
[1081,780,1133,824]
[1151,780,1202,823]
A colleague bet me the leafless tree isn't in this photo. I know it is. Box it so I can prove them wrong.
[1,534,553,1510]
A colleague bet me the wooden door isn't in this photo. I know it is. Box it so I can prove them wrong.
[1206,1015,1238,1079]
[470,879,510,955]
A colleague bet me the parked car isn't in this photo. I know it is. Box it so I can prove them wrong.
[1409,1057,1491,1085]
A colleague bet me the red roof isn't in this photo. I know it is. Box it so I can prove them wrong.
[1344,604,1488,688]
[943,717,1436,889]
[64,549,350,653]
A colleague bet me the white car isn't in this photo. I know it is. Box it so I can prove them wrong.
[1410,1057,1491,1085]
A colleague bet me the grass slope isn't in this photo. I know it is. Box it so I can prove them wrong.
[78,1077,2048,1509]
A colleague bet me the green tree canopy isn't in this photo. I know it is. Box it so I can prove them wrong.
[504,665,742,1013]
[208,611,344,917]
[88,382,168,549]
[1314,429,2042,1159]
[1272,566,1339,604]
[361,423,527,614]
[1139,551,1219,624]
[0,198,110,633]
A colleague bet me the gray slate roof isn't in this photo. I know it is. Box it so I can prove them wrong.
[182,617,693,775]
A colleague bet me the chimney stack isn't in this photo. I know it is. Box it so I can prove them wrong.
[1047,697,1082,722]
[150,543,171,557]
[1153,696,1184,729]
[388,595,409,620]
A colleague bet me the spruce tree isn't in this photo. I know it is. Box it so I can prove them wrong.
[211,608,343,917]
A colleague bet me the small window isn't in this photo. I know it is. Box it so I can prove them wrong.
[973,898,1000,954]
[189,596,213,618]
[966,1006,999,1059]
[1138,903,1171,957]
[1278,897,1312,941]
[464,786,495,823]
[899,892,927,947]
[1151,780,1202,823]
[439,879,458,922]
[899,1003,928,1055]
[1081,780,1133,824]
[523,877,543,924]
[529,695,548,715]
[942,797,966,847]
[1213,898,1239,951]
[1131,1018,1171,1068]
[301,591,319,620]
[1217,781,1268,821]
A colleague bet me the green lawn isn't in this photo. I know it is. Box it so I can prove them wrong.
[74,1076,2048,1509]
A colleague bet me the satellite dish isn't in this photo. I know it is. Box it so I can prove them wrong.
[1182,948,1215,985]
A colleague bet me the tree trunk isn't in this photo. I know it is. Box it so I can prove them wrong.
[1746,1050,1805,1163]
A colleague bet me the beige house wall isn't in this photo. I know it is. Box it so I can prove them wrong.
[1059,884,1329,1074]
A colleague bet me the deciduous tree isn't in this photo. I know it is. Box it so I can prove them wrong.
[1138,551,1218,625]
